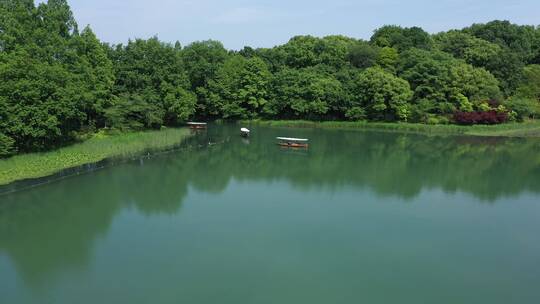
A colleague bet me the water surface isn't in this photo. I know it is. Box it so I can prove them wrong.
[1,125,540,304]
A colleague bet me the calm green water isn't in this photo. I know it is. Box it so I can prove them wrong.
[1,125,540,304]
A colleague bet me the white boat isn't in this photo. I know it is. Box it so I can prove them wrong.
[276,137,309,148]
[187,122,207,129]
[240,128,250,137]
[276,137,308,142]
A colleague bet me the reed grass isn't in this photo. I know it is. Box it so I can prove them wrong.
[0,128,191,186]
[242,120,540,137]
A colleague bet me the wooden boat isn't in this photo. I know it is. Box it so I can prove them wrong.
[240,128,250,137]
[276,137,309,148]
[187,122,207,130]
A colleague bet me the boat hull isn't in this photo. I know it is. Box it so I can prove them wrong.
[277,142,309,148]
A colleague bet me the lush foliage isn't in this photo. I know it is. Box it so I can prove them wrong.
[1,0,540,157]
[107,38,196,129]
[207,55,271,119]
[353,67,412,121]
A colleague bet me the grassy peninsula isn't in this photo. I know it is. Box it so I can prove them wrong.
[0,128,191,186]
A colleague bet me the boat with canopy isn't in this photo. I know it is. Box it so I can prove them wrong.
[240,128,250,137]
[187,122,207,130]
[276,137,309,148]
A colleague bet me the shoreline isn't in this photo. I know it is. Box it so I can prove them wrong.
[3,120,540,189]
[0,128,192,187]
[240,120,540,138]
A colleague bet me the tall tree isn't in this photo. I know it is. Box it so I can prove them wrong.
[278,35,357,69]
[108,37,195,129]
[434,31,501,67]
[0,0,107,151]
[377,47,399,73]
[65,26,115,129]
[514,64,540,100]
[398,48,501,114]
[208,56,271,119]
[371,25,433,51]
[354,67,413,121]
[464,20,538,62]
[181,40,229,118]
[348,41,379,69]
[264,68,345,120]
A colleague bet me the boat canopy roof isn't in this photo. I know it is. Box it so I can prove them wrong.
[241,128,250,132]
[277,137,309,142]
[187,122,207,125]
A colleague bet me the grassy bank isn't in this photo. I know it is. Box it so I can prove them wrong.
[242,120,540,138]
[0,128,191,186]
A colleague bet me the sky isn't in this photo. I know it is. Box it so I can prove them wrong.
[38,0,540,50]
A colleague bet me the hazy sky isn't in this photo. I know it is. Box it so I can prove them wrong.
[41,0,540,49]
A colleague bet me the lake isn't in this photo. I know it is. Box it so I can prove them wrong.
[1,125,540,304]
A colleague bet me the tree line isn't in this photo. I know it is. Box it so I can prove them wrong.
[1,0,540,156]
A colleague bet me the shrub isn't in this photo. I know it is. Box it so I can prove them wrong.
[454,110,508,125]
[345,107,367,121]
[458,95,474,112]
[477,102,491,112]
[437,116,450,124]
[487,99,501,107]
[508,110,518,122]
[426,115,450,125]
[505,98,540,121]
[0,133,16,158]
[427,117,440,125]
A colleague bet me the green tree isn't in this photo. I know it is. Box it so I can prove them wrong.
[317,35,358,68]
[208,56,271,119]
[434,31,501,67]
[434,31,522,96]
[278,35,357,69]
[484,48,525,96]
[334,67,362,119]
[348,41,379,69]
[279,36,320,68]
[181,40,229,118]
[104,95,163,130]
[354,67,413,121]
[505,98,540,120]
[462,20,537,95]
[377,47,399,72]
[0,0,106,151]
[109,37,195,128]
[264,68,345,119]
[0,132,15,157]
[65,26,115,129]
[182,40,229,89]
[162,83,197,124]
[464,20,538,62]
[398,49,501,113]
[371,25,433,51]
[514,64,540,100]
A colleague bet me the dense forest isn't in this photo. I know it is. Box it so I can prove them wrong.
[1,0,540,157]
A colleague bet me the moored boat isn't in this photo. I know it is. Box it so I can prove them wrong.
[241,128,250,137]
[276,137,309,148]
[187,122,207,130]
